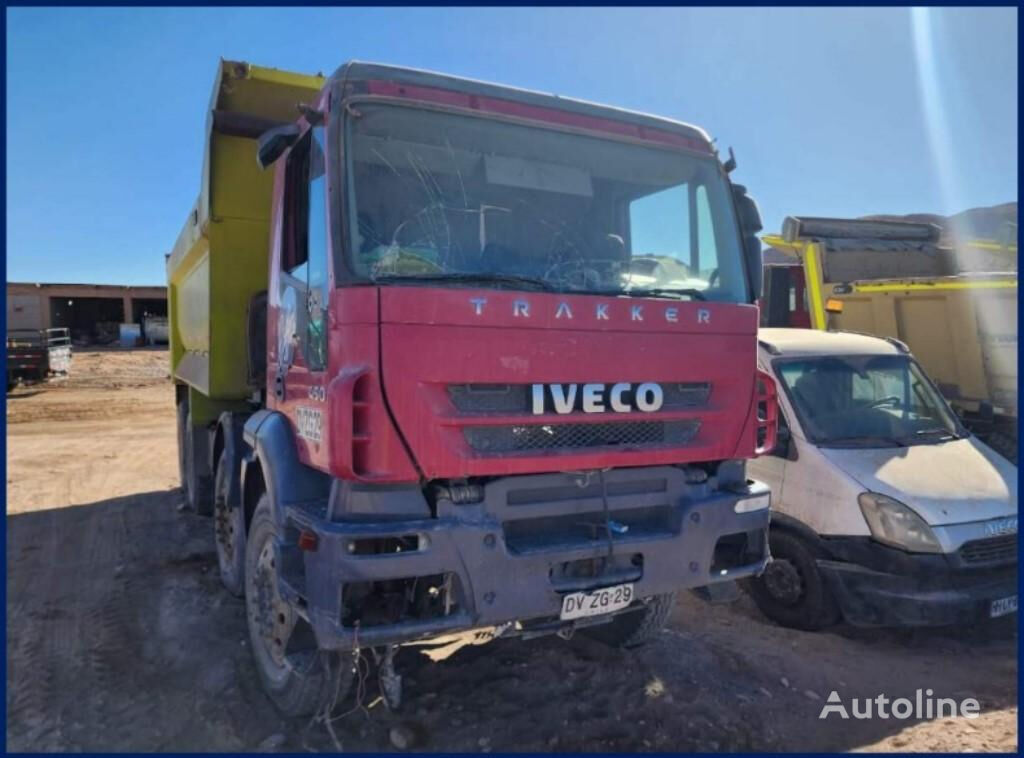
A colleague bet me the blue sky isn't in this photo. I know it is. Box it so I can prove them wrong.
[6,6,1018,285]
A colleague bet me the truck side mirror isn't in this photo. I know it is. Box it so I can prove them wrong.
[257,124,301,169]
[732,184,764,301]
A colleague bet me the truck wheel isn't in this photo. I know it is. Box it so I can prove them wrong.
[245,495,350,716]
[582,593,675,648]
[748,530,840,631]
[214,449,245,597]
[180,405,213,516]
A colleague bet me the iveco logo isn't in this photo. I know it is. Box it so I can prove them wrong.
[984,516,1017,537]
[532,382,664,415]
[470,297,710,325]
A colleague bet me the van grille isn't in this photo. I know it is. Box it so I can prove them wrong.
[464,420,700,453]
[959,535,1018,565]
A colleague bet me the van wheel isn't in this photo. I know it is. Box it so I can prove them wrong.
[749,530,840,631]
[582,593,675,648]
[213,449,245,597]
[245,494,351,716]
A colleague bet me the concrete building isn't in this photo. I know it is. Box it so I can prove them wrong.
[6,282,167,343]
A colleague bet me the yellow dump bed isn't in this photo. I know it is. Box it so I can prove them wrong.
[167,60,323,418]
[765,218,1018,418]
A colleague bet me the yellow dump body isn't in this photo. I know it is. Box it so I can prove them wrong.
[764,230,1018,418]
[166,60,324,422]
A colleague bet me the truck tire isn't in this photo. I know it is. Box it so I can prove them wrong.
[245,494,350,717]
[748,529,841,631]
[176,399,189,491]
[582,593,675,648]
[178,402,213,516]
[214,449,245,597]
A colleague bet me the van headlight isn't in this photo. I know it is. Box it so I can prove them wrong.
[857,492,942,553]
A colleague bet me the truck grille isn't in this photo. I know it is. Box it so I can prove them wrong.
[959,535,1018,565]
[464,420,700,453]
[447,382,711,414]
[448,384,529,413]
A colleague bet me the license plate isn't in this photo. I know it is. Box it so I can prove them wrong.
[990,595,1018,618]
[560,583,634,621]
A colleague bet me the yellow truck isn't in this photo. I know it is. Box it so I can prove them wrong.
[762,216,1017,463]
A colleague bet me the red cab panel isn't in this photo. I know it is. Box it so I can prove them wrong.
[378,287,760,479]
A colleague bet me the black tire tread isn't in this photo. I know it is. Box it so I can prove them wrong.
[214,449,245,597]
[183,407,213,516]
[584,592,675,648]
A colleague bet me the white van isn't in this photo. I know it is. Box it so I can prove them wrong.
[749,328,1017,629]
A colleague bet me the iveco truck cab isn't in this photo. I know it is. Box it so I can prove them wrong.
[168,60,777,715]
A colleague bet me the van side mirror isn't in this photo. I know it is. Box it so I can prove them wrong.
[732,184,764,301]
[257,124,301,169]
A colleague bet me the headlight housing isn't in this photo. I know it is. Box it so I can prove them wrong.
[858,492,942,553]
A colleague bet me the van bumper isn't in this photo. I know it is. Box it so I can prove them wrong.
[817,549,1018,627]
[280,467,771,650]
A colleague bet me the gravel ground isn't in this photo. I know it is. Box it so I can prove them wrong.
[6,350,1018,752]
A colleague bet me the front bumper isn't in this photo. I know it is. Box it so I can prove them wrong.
[817,538,1018,627]
[280,467,771,649]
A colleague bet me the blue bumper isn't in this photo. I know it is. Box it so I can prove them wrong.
[279,467,771,650]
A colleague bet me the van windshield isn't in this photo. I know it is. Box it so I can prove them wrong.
[774,354,965,448]
[345,103,749,301]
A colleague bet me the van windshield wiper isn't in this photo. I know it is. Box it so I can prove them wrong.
[621,287,707,301]
[912,427,959,442]
[373,271,556,291]
[825,435,906,449]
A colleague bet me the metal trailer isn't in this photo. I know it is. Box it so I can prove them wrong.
[6,328,72,390]
[762,216,1018,462]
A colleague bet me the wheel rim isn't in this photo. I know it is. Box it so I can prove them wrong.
[247,532,298,683]
[763,557,805,605]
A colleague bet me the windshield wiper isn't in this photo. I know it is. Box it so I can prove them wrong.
[912,427,958,441]
[621,287,707,301]
[826,435,907,448]
[373,272,556,292]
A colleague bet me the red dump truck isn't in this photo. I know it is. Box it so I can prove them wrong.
[168,60,776,715]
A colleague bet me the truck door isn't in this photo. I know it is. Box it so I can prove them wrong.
[275,125,330,468]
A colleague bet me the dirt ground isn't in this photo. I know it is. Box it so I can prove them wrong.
[5,350,1018,752]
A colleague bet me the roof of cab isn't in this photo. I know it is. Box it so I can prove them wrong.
[331,61,715,151]
[758,328,906,357]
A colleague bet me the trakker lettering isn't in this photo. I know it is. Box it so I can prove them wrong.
[469,297,712,325]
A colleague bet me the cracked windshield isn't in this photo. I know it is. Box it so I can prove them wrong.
[347,104,748,301]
